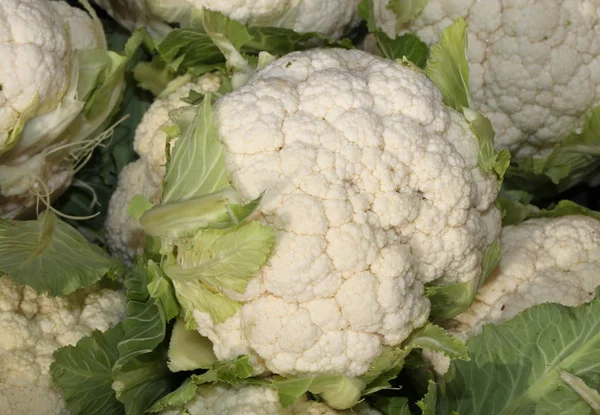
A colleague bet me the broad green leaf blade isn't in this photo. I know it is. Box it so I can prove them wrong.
[156,29,224,75]
[165,221,275,293]
[113,260,170,371]
[498,190,540,226]
[425,18,472,111]
[427,240,500,318]
[148,377,199,413]
[0,211,122,296]
[191,355,254,386]
[387,0,430,28]
[369,396,412,415]
[404,323,468,360]
[167,318,216,372]
[162,96,231,203]
[464,108,511,180]
[112,352,173,415]
[417,380,437,415]
[273,377,315,408]
[146,261,180,321]
[375,32,430,68]
[50,326,125,415]
[173,278,242,327]
[201,9,253,50]
[438,291,600,415]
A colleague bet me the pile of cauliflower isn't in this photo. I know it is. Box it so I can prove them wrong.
[3,0,600,414]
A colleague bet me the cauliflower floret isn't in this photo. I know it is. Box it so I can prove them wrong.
[159,384,380,415]
[0,275,126,415]
[106,74,221,261]
[105,158,162,261]
[426,215,600,375]
[373,0,600,158]
[134,73,222,176]
[186,48,500,377]
[0,0,71,147]
[93,0,360,39]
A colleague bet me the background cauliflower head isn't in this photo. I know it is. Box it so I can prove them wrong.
[159,383,380,415]
[0,0,126,219]
[182,47,501,378]
[373,0,600,158]
[425,214,600,374]
[93,0,361,39]
[106,74,221,261]
[0,276,125,414]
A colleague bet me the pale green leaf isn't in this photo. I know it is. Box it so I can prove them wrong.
[404,322,468,361]
[167,318,216,372]
[127,194,154,221]
[375,32,430,68]
[387,0,429,30]
[165,221,275,293]
[148,378,199,413]
[162,95,230,203]
[427,240,500,318]
[50,326,125,415]
[438,291,600,414]
[172,279,241,327]
[0,211,121,296]
[113,260,171,372]
[425,18,472,111]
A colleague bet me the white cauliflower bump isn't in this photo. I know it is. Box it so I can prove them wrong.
[0,0,126,219]
[373,0,600,158]
[160,383,380,415]
[93,0,360,39]
[426,215,600,374]
[185,48,500,377]
[106,74,221,261]
[0,275,125,415]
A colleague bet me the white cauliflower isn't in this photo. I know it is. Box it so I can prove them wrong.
[105,74,221,261]
[373,0,600,159]
[0,275,126,414]
[0,0,126,219]
[159,383,380,415]
[169,47,500,378]
[426,215,600,375]
[92,0,361,39]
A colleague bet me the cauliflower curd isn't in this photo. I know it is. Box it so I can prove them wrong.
[109,48,501,377]
[426,214,600,375]
[374,0,600,158]
[0,276,125,414]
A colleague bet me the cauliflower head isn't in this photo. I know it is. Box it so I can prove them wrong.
[373,0,600,158]
[159,383,380,415]
[177,48,502,378]
[426,214,600,374]
[93,0,360,39]
[0,0,126,219]
[0,275,125,414]
[106,74,221,261]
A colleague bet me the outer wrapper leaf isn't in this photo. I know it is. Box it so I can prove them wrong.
[426,239,500,318]
[506,105,600,196]
[0,211,121,296]
[500,198,600,227]
[51,326,125,415]
[162,95,230,203]
[114,260,176,371]
[435,291,600,415]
